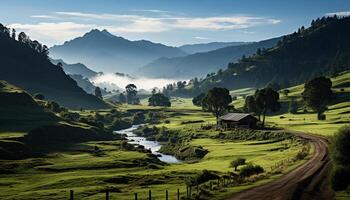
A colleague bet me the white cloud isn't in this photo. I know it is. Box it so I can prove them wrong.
[9,22,95,46]
[194,36,209,40]
[325,11,350,17]
[31,15,58,19]
[12,11,281,45]
[56,11,140,21]
[132,9,170,13]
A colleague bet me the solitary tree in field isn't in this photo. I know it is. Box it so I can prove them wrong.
[148,93,171,107]
[302,76,332,120]
[125,84,138,104]
[202,87,232,124]
[94,87,102,99]
[230,158,246,171]
[254,88,281,126]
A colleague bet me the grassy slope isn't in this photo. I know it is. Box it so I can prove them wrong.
[0,97,307,200]
[269,71,349,136]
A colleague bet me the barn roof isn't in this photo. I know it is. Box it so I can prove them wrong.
[219,113,257,122]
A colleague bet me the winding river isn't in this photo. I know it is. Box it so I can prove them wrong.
[115,125,181,164]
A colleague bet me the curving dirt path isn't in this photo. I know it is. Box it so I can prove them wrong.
[228,131,334,200]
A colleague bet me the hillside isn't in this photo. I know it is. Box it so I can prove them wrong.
[179,41,250,54]
[241,70,350,136]
[0,80,57,132]
[51,59,98,78]
[188,16,350,92]
[50,29,187,74]
[0,28,108,109]
[137,37,280,78]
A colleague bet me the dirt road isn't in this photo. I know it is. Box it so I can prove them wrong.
[228,131,334,200]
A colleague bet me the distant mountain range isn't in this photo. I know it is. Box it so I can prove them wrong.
[50,58,98,78]
[49,29,187,74]
[0,28,108,109]
[137,38,280,78]
[179,42,250,54]
[181,16,350,94]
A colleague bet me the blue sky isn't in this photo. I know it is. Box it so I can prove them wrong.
[0,0,349,46]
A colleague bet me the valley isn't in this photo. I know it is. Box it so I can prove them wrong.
[1,3,350,200]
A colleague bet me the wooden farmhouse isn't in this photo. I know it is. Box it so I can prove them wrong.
[219,113,258,129]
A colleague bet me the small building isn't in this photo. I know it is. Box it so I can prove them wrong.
[219,113,258,129]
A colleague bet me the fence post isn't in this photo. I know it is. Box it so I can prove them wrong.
[149,190,152,200]
[166,190,168,200]
[106,191,109,200]
[186,186,188,198]
[70,190,74,200]
[189,185,192,197]
[134,193,138,200]
[177,188,180,200]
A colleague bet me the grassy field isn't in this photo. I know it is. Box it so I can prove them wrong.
[0,96,308,200]
[232,71,350,137]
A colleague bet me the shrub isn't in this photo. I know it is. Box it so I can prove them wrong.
[111,118,131,131]
[132,112,145,125]
[332,125,350,166]
[331,165,350,191]
[239,164,264,177]
[318,113,326,120]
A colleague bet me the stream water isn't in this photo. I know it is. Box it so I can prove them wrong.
[114,125,181,164]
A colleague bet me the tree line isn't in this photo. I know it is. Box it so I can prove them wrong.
[0,23,49,58]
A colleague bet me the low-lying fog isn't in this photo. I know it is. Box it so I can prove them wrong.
[91,73,183,92]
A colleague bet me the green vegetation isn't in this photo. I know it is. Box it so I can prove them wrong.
[0,23,108,109]
[241,71,350,136]
[331,125,350,191]
[0,92,309,199]
[148,93,171,107]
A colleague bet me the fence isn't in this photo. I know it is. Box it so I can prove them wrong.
[68,189,180,200]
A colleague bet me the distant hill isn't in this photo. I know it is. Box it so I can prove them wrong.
[179,41,250,54]
[49,29,187,73]
[0,27,108,109]
[138,38,280,78]
[165,16,350,96]
[51,59,97,78]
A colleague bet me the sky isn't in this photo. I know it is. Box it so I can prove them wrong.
[0,0,349,47]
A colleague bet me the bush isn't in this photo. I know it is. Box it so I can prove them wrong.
[239,164,264,177]
[332,125,350,166]
[132,112,145,125]
[331,165,350,191]
[111,118,132,131]
[318,113,326,120]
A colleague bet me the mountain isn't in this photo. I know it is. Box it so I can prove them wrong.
[179,42,250,54]
[49,29,187,74]
[0,27,108,109]
[165,16,350,96]
[50,59,97,78]
[138,38,280,79]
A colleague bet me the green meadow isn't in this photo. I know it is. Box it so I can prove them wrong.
[0,96,308,200]
[232,71,350,137]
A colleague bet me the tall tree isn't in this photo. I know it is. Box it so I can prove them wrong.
[254,88,281,126]
[148,93,171,107]
[202,87,232,123]
[125,84,138,104]
[94,87,102,99]
[302,76,332,119]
